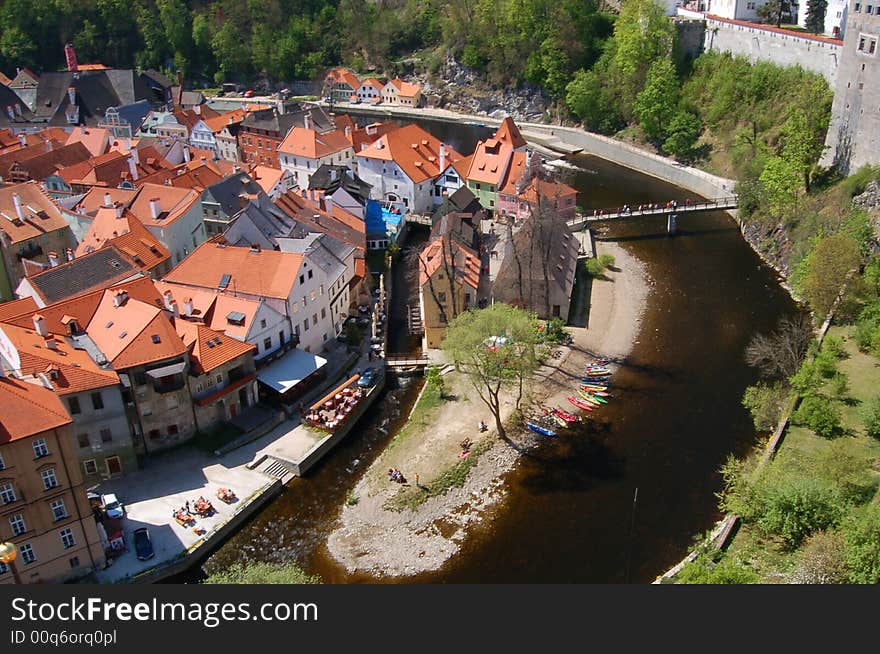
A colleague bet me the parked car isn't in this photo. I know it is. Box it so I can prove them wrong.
[357,367,377,388]
[101,493,125,519]
[133,528,154,561]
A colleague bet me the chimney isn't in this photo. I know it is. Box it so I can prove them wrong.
[303,112,312,131]
[183,297,194,317]
[250,243,261,253]
[169,300,179,318]
[130,147,139,166]
[124,137,131,152]
[103,192,113,207]
[344,125,351,139]
[12,193,24,221]
[163,289,174,310]
[113,289,128,307]
[228,115,235,125]
[193,104,201,115]
[64,43,78,72]
[5,106,13,120]
[232,164,241,174]
[182,146,191,163]
[127,155,139,181]
[67,86,76,107]
[114,202,124,218]
[330,168,338,182]
[65,248,75,261]
[44,335,58,350]
[13,104,21,117]
[440,144,446,172]
[149,197,161,220]
[17,133,26,147]
[48,251,60,267]
[33,314,47,336]
[326,195,333,216]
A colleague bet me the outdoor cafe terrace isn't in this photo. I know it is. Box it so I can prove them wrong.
[303,373,365,432]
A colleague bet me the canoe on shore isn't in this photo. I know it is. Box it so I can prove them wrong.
[567,396,594,411]
[552,408,579,423]
[576,390,602,406]
[527,421,557,437]
[580,387,611,397]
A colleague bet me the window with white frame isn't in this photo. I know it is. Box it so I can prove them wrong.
[83,460,97,476]
[19,543,35,564]
[51,498,68,521]
[0,482,16,504]
[32,438,49,458]
[9,513,26,536]
[41,468,59,490]
[60,528,75,549]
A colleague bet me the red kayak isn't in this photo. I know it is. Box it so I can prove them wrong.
[552,408,579,423]
[566,396,593,412]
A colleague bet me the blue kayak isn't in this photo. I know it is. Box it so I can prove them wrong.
[527,421,557,437]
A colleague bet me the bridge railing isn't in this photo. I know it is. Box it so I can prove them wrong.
[580,195,738,220]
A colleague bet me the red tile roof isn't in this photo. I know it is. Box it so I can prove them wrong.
[326,68,361,91]
[204,109,247,133]
[74,187,138,216]
[65,127,110,157]
[385,78,421,98]
[127,184,201,228]
[0,182,71,245]
[0,376,72,443]
[0,296,38,322]
[175,321,255,374]
[418,236,480,290]
[87,290,187,368]
[356,124,464,184]
[278,126,353,159]
[0,319,119,394]
[162,238,303,301]
[494,117,527,149]
[75,206,171,272]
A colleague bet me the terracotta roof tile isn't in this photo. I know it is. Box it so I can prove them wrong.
[65,127,110,157]
[162,238,303,301]
[0,376,71,443]
[0,296,38,321]
[175,321,255,374]
[127,183,200,228]
[0,181,71,245]
[278,126,353,159]
[356,124,463,184]
[76,206,171,272]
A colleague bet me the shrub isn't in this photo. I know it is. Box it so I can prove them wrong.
[756,475,847,547]
[678,552,761,584]
[793,394,841,438]
[862,395,880,439]
[842,503,880,583]
[203,561,320,584]
[742,382,787,432]
[425,365,446,399]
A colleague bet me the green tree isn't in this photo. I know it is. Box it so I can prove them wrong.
[756,474,846,547]
[757,0,793,27]
[425,365,446,399]
[612,0,676,110]
[663,110,703,161]
[742,382,787,431]
[203,561,320,584]
[842,503,880,583]
[441,303,541,439]
[805,0,829,33]
[758,156,801,218]
[633,57,679,144]
[797,234,861,317]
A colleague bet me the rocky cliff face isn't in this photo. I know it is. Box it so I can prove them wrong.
[406,56,550,123]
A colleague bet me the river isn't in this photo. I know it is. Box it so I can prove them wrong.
[191,119,799,583]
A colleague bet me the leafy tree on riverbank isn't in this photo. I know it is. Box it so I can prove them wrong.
[441,304,540,440]
[793,233,862,317]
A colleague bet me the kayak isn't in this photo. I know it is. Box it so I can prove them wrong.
[552,408,579,423]
[527,422,557,437]
[583,392,608,404]
[583,369,611,377]
[580,383,608,391]
[576,390,602,406]
[567,396,594,411]
[543,407,574,426]
[581,389,611,397]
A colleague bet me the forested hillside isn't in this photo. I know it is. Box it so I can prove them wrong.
[0,0,614,90]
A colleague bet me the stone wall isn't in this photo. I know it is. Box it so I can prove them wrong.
[704,15,842,85]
